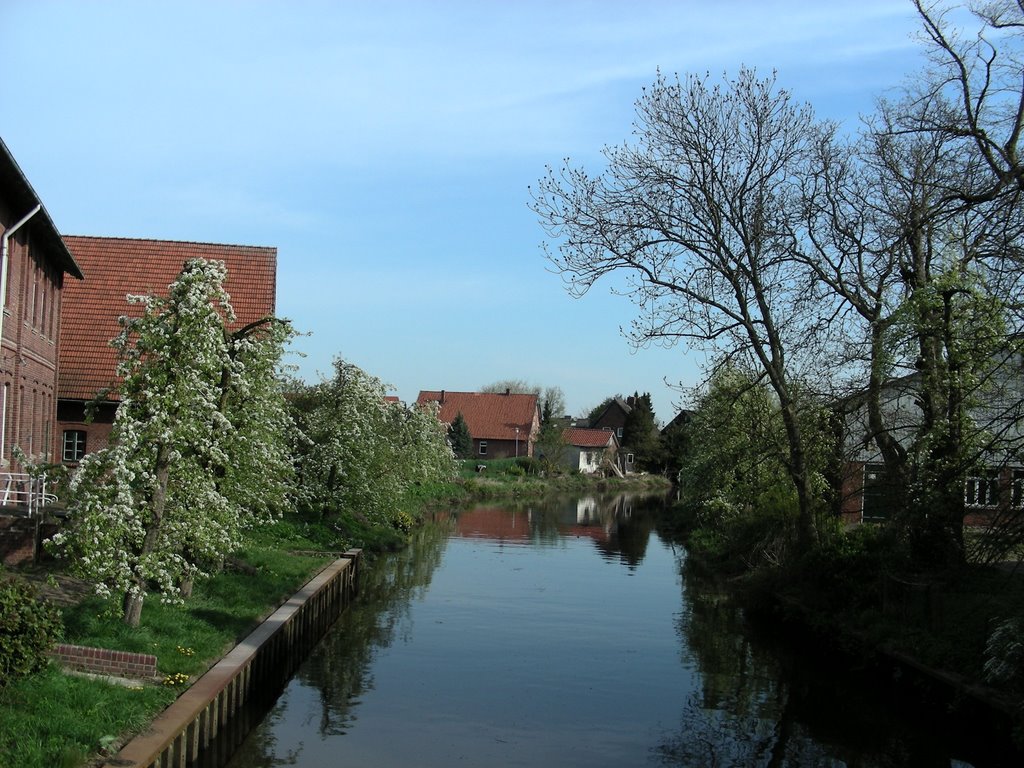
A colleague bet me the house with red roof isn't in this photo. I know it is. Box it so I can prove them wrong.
[416,390,540,459]
[559,427,620,475]
[57,236,277,463]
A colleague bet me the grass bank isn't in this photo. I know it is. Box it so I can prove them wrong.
[0,517,349,768]
[1,466,661,767]
[449,457,671,501]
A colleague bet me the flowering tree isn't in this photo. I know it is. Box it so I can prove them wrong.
[297,358,455,529]
[50,259,294,625]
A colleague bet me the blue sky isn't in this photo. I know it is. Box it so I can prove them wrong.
[2,1,926,421]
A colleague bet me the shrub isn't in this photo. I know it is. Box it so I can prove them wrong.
[515,457,540,476]
[0,579,63,687]
[984,615,1024,693]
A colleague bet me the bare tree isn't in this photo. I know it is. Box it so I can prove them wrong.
[801,0,1024,567]
[912,0,1024,201]
[532,69,834,551]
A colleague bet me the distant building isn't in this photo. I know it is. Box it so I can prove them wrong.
[589,396,633,441]
[559,427,620,475]
[416,389,540,459]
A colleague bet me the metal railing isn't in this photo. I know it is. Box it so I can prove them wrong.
[0,472,57,517]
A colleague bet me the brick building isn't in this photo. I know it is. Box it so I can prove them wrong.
[0,138,83,469]
[57,237,277,463]
[416,390,540,459]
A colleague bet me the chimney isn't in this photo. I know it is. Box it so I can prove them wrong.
[505,388,510,396]
[441,390,445,404]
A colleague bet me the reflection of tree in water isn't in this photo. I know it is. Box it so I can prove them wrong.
[217,706,300,768]
[301,515,454,737]
[659,564,974,768]
[592,493,662,568]
[225,514,455,766]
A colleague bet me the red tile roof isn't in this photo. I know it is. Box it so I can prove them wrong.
[562,427,617,449]
[416,390,539,441]
[59,236,277,401]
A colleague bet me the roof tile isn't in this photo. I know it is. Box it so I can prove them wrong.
[416,390,538,441]
[562,427,617,448]
[59,236,276,401]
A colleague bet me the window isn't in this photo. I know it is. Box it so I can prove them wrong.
[479,441,487,455]
[617,427,623,438]
[1012,470,1024,509]
[965,470,1000,507]
[62,430,86,463]
[626,453,634,464]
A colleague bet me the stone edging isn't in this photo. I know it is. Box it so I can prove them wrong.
[102,549,361,768]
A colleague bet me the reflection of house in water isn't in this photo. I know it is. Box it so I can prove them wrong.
[557,494,652,569]
[450,495,663,569]
[453,505,532,542]
[573,496,599,523]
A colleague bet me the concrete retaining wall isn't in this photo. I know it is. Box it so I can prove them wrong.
[103,549,361,768]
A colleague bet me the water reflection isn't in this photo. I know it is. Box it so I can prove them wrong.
[225,515,455,766]
[662,559,1017,767]
[223,496,1019,768]
[453,492,659,568]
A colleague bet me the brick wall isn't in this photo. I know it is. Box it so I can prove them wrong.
[52,643,158,679]
[0,223,63,468]
[0,515,35,565]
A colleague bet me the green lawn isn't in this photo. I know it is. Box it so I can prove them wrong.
[0,520,337,768]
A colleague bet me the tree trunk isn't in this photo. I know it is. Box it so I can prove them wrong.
[122,590,144,627]
[121,440,172,625]
[779,398,817,552]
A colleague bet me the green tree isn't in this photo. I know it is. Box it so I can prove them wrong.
[448,411,472,459]
[658,411,693,479]
[298,359,456,528]
[622,392,660,471]
[799,1,1024,567]
[679,365,791,522]
[51,260,293,625]
[534,422,570,475]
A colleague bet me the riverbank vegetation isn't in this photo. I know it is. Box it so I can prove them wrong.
[452,456,670,500]
[535,0,1024,727]
[1,329,665,768]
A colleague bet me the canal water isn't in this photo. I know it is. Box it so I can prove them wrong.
[223,495,1017,767]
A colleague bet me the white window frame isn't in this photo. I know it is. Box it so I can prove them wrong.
[479,440,487,456]
[62,429,87,463]
[1010,469,1024,509]
[965,470,1000,508]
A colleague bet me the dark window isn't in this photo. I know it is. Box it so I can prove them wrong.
[1012,470,1024,508]
[479,441,487,455]
[965,471,1000,507]
[62,430,86,463]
